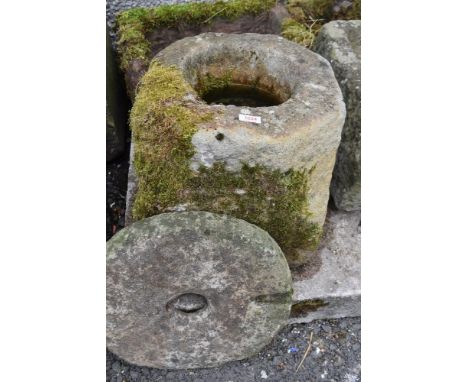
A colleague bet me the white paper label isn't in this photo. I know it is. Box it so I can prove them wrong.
[239,114,261,124]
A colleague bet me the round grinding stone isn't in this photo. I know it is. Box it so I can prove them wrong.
[106,212,292,369]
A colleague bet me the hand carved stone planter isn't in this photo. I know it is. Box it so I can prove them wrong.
[126,32,345,266]
[107,212,292,369]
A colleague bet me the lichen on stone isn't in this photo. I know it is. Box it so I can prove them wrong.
[116,0,277,70]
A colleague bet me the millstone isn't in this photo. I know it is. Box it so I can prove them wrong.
[107,212,292,369]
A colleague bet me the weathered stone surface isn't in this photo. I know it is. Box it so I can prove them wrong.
[106,27,129,161]
[107,211,292,369]
[126,33,345,265]
[313,20,361,211]
[289,208,361,323]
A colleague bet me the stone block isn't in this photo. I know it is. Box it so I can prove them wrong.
[289,208,361,323]
[313,20,361,211]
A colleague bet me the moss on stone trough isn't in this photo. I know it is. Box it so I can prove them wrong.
[130,61,213,218]
[130,60,322,262]
[195,69,235,101]
[187,163,322,258]
[116,0,277,70]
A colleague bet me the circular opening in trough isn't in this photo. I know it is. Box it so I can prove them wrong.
[201,83,284,107]
[190,51,292,108]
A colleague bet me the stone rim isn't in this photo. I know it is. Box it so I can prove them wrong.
[154,32,345,135]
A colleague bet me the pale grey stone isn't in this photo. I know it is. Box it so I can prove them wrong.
[107,211,292,369]
[313,21,361,211]
[289,209,361,323]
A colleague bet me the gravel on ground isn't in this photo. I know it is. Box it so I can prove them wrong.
[106,317,361,382]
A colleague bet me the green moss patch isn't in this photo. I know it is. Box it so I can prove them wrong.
[130,61,213,220]
[291,299,329,317]
[282,0,361,48]
[116,0,277,70]
[287,0,330,21]
[281,18,316,48]
[130,60,322,261]
[186,163,322,258]
[287,0,361,22]
[195,70,235,100]
[282,0,328,48]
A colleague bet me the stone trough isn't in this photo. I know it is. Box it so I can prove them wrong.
[126,32,346,267]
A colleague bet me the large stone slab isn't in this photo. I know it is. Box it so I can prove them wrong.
[289,208,361,323]
[125,32,345,266]
[107,211,292,369]
[313,20,361,211]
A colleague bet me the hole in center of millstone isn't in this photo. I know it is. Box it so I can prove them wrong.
[168,293,208,313]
